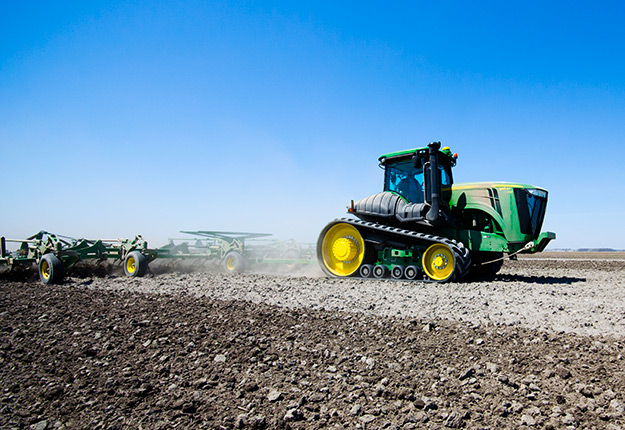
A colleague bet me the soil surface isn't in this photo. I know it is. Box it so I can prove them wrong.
[2,256,625,429]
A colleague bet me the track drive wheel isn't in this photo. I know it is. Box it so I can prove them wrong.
[39,253,65,285]
[124,250,148,277]
[317,222,365,277]
[422,243,456,282]
[223,251,245,274]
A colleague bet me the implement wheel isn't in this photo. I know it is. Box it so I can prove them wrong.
[223,251,245,274]
[422,243,456,282]
[317,222,365,277]
[124,251,148,277]
[39,253,65,285]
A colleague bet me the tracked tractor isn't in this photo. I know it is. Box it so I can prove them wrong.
[317,142,555,282]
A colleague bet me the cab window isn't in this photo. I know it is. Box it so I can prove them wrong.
[384,160,425,203]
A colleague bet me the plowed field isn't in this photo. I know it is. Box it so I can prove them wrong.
[2,255,625,429]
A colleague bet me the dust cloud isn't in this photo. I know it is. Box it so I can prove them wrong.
[149,256,324,278]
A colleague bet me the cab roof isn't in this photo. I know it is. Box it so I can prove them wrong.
[378,146,457,166]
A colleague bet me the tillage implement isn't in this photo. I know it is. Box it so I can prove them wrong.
[317,142,555,282]
[0,231,154,285]
[1,230,313,285]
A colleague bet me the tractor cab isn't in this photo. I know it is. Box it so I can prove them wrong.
[349,142,457,227]
[380,143,457,206]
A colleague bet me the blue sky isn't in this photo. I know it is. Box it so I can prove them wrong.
[1,1,624,249]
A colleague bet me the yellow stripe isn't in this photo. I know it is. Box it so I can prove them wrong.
[452,183,524,191]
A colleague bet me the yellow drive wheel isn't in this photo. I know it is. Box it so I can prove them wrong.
[422,243,455,282]
[319,223,365,277]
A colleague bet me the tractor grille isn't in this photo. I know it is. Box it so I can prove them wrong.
[514,188,548,237]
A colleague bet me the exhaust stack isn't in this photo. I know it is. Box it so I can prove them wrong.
[426,141,441,225]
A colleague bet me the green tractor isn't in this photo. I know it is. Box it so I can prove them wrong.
[317,141,555,282]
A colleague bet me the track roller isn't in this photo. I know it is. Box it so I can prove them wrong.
[359,264,373,278]
[404,265,419,280]
[373,265,387,278]
[391,265,404,279]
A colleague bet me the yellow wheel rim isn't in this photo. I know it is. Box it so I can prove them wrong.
[226,256,235,271]
[422,243,455,281]
[321,223,365,277]
[41,260,50,280]
[126,256,136,274]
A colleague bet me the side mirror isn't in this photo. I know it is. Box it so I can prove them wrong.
[412,155,423,169]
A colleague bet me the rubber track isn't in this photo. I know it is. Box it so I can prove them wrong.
[334,217,472,281]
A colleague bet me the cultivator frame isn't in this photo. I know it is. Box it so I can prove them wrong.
[1,230,313,285]
[0,231,155,284]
